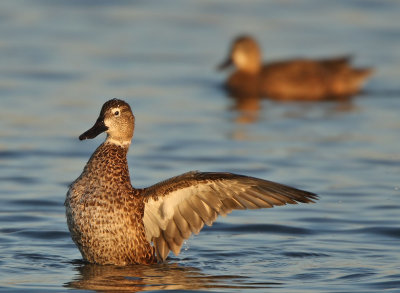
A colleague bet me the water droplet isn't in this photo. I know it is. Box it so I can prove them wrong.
[184,240,190,251]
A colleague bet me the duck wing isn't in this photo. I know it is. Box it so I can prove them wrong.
[142,171,317,261]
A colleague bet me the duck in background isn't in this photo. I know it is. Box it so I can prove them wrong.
[218,35,374,101]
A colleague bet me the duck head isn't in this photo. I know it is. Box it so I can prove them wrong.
[79,99,135,146]
[218,35,262,74]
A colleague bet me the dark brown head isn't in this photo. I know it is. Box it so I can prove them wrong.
[217,35,262,74]
[79,99,135,146]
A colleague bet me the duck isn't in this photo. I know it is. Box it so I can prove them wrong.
[65,99,317,265]
[218,35,373,100]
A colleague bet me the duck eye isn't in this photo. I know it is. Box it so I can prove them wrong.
[114,110,120,116]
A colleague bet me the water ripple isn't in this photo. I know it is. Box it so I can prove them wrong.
[366,278,400,290]
[350,226,400,239]
[282,251,330,258]
[0,149,88,159]
[337,272,375,280]
[205,222,314,235]
[15,230,69,240]
[0,176,40,184]
[7,199,60,207]
[5,70,83,82]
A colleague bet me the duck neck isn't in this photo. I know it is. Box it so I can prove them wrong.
[82,141,133,189]
[105,134,132,147]
[243,60,261,74]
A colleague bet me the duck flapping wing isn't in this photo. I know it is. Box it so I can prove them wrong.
[142,171,317,261]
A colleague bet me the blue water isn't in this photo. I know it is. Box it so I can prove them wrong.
[1,0,400,292]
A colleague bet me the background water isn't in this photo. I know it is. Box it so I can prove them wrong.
[1,0,400,292]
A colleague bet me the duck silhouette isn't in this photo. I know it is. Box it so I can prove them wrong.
[218,35,373,100]
[65,99,317,265]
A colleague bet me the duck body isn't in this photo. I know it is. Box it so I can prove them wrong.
[66,142,157,265]
[65,99,317,265]
[219,35,373,100]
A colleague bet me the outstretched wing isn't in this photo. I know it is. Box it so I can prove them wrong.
[142,171,317,261]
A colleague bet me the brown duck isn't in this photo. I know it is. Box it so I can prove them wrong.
[218,35,373,100]
[65,99,317,265]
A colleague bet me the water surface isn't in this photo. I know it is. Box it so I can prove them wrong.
[1,1,400,292]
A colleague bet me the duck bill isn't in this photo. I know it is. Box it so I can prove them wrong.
[79,118,108,140]
[217,57,233,71]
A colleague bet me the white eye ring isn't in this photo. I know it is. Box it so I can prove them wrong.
[113,109,120,116]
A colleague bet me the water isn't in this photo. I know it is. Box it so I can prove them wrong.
[1,0,400,292]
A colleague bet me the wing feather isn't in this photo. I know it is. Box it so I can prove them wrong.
[245,189,275,207]
[142,171,317,261]
[173,209,191,239]
[187,196,210,224]
[239,191,273,208]
[220,197,246,215]
[197,185,223,210]
[154,236,169,261]
[179,201,203,234]
[189,196,219,225]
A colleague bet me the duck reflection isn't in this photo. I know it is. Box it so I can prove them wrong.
[230,94,262,124]
[65,261,255,292]
[227,90,357,125]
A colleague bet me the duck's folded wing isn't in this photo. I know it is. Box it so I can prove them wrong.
[142,171,317,261]
[319,55,353,67]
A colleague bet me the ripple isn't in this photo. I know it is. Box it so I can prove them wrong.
[282,251,330,258]
[354,226,400,239]
[15,230,69,240]
[37,0,134,8]
[7,199,60,207]
[65,263,281,291]
[15,252,53,261]
[0,215,43,224]
[6,70,83,82]
[14,252,66,263]
[205,222,314,235]
[357,157,400,166]
[198,250,257,259]
[292,273,325,280]
[337,272,375,280]
[371,204,400,210]
[0,236,14,244]
[0,149,88,160]
[367,279,400,290]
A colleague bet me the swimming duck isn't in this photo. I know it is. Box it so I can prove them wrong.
[218,35,373,100]
[65,99,317,265]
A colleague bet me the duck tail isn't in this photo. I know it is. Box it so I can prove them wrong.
[353,67,374,85]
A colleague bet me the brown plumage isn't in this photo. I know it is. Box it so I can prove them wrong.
[65,99,318,265]
[218,35,374,100]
